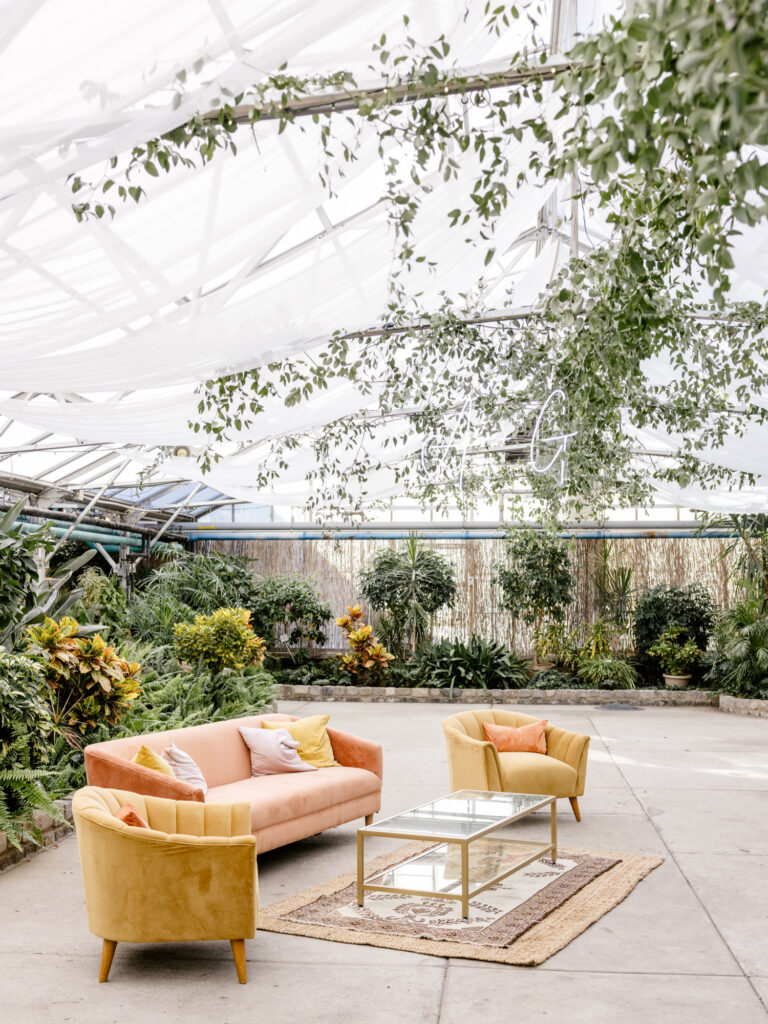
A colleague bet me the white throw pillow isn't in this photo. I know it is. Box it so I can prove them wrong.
[239,725,319,776]
[162,743,208,794]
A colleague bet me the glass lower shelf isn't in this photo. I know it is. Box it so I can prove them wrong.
[366,837,553,898]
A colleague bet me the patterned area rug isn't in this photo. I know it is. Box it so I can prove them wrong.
[260,841,663,966]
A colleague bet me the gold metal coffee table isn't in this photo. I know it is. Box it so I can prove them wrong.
[357,789,557,919]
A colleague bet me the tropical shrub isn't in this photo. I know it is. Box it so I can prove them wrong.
[272,659,343,687]
[46,661,275,796]
[174,607,266,673]
[336,605,394,682]
[129,591,196,646]
[250,573,332,653]
[527,667,576,690]
[0,728,64,850]
[0,498,95,650]
[359,536,457,658]
[0,653,52,766]
[27,617,142,743]
[533,623,579,671]
[577,620,619,662]
[408,636,529,698]
[632,583,715,664]
[75,567,128,638]
[576,657,639,689]
[133,551,260,618]
[647,625,701,677]
[494,531,573,660]
[0,505,50,628]
[0,652,66,848]
[706,604,768,700]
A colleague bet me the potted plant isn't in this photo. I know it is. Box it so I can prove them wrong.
[647,625,701,688]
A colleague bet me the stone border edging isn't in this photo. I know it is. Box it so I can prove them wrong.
[718,694,768,718]
[0,798,74,873]
[275,683,718,706]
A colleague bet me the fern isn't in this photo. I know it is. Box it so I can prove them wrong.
[0,727,66,850]
[707,604,768,699]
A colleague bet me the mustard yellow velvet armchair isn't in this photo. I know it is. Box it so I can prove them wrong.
[72,786,257,984]
[442,710,590,820]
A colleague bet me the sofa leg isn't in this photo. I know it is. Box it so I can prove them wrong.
[365,813,374,825]
[231,939,247,984]
[569,797,581,822]
[99,939,117,983]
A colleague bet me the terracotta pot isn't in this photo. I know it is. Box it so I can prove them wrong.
[663,673,692,689]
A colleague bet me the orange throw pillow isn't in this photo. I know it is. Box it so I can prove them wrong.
[115,802,150,829]
[483,719,548,754]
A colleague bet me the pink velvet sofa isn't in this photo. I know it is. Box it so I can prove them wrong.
[83,714,383,853]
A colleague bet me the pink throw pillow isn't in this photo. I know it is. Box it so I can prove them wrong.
[483,719,548,754]
[239,726,319,776]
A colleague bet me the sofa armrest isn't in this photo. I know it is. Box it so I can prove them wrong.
[443,726,502,792]
[546,728,591,795]
[84,747,204,803]
[327,727,383,780]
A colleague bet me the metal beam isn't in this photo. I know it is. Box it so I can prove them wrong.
[52,458,130,552]
[93,542,118,572]
[52,451,120,485]
[181,518,706,536]
[149,482,203,548]
[0,498,186,541]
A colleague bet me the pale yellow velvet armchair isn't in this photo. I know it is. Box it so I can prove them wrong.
[442,710,590,820]
[72,786,257,984]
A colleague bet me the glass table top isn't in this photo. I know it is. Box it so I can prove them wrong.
[369,837,551,896]
[365,790,553,840]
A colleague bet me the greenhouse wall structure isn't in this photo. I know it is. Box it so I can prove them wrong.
[200,535,739,653]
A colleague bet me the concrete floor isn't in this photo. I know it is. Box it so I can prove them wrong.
[1,700,767,1023]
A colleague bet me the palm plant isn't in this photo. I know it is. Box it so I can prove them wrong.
[698,513,768,612]
[359,536,457,658]
[707,601,768,698]
[135,551,260,616]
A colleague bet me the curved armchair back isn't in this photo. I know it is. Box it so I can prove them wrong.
[73,786,256,946]
[443,710,590,801]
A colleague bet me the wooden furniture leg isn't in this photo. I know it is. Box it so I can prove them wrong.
[569,796,581,822]
[365,813,374,825]
[230,939,247,984]
[99,939,117,983]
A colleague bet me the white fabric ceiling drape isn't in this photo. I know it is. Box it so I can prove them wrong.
[1,0,767,513]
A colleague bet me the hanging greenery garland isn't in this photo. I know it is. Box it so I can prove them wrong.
[71,0,768,518]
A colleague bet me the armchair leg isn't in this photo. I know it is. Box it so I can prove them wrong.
[99,939,117,983]
[569,797,581,822]
[365,813,374,825]
[230,939,247,984]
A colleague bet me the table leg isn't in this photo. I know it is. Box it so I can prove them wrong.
[357,829,365,906]
[461,842,469,918]
[551,800,558,863]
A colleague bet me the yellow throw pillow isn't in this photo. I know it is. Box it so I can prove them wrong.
[262,715,336,768]
[131,743,174,777]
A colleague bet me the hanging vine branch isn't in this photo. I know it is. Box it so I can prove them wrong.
[69,0,768,518]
